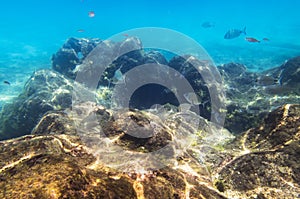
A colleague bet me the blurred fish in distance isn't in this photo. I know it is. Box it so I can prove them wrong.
[184,92,201,105]
[111,68,126,85]
[77,29,85,33]
[224,27,246,39]
[263,38,270,41]
[245,37,260,43]
[178,103,192,112]
[88,11,95,18]
[255,75,280,86]
[3,81,10,85]
[201,21,215,28]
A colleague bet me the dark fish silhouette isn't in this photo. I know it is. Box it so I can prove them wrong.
[256,75,279,86]
[3,81,10,85]
[201,21,215,28]
[224,27,246,39]
[246,37,260,43]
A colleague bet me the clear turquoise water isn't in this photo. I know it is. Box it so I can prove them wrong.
[0,0,299,108]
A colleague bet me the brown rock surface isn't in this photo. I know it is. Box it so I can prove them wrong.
[1,104,300,198]
[215,104,300,198]
[0,106,226,199]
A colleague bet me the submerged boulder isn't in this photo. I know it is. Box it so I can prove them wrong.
[279,56,300,88]
[214,104,300,198]
[0,103,229,199]
[52,38,102,79]
[219,56,300,134]
[0,100,299,198]
[0,70,74,140]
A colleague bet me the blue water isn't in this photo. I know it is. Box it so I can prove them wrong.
[0,0,299,108]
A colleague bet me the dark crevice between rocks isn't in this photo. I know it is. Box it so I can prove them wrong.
[129,84,179,110]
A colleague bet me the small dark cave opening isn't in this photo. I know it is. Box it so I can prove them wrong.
[129,84,180,110]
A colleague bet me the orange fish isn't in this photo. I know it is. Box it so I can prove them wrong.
[263,38,270,41]
[88,11,95,18]
[245,37,260,43]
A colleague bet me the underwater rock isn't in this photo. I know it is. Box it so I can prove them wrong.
[52,47,79,79]
[168,55,226,123]
[0,105,228,199]
[218,63,258,93]
[218,62,247,78]
[52,37,102,79]
[51,37,226,128]
[0,134,138,199]
[219,57,300,134]
[143,50,168,65]
[73,37,144,88]
[0,70,75,140]
[215,104,300,198]
[241,104,300,150]
[223,104,264,136]
[1,102,299,198]
[31,111,77,136]
[100,109,173,153]
[278,56,300,88]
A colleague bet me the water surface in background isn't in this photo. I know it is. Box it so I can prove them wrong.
[0,0,299,108]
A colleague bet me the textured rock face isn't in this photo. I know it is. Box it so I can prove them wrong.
[52,38,102,79]
[0,103,299,198]
[0,70,74,140]
[220,58,300,134]
[0,134,138,199]
[215,104,300,199]
[0,106,227,199]
[1,37,225,140]
[279,56,300,88]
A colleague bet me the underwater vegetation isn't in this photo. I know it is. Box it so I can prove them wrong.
[0,36,299,198]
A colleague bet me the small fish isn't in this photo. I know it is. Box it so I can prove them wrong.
[148,104,173,121]
[256,75,279,86]
[88,11,95,18]
[178,103,192,112]
[263,85,292,95]
[263,38,270,41]
[149,104,166,114]
[3,80,10,85]
[245,37,260,43]
[201,21,215,28]
[77,29,85,33]
[123,34,129,37]
[224,27,246,39]
[183,92,201,105]
[150,104,163,111]
[111,68,126,84]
